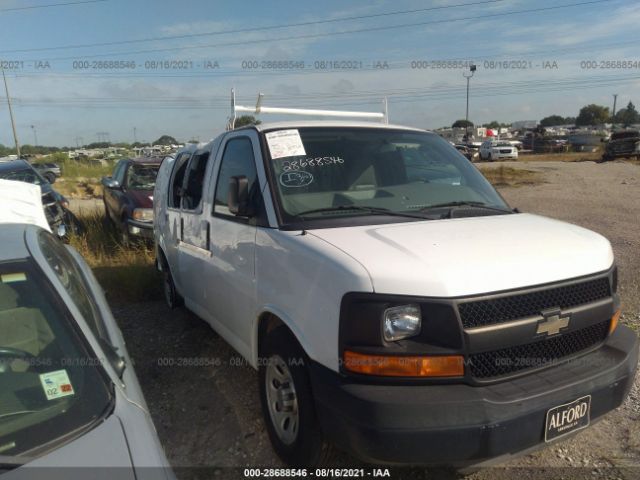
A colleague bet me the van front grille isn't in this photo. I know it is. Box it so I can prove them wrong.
[468,320,609,379]
[458,277,611,329]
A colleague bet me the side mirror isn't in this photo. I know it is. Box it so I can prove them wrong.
[98,337,126,379]
[228,176,254,217]
[101,177,120,189]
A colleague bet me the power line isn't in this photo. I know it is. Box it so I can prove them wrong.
[5,72,639,109]
[0,0,109,13]
[11,0,616,61]
[0,0,508,53]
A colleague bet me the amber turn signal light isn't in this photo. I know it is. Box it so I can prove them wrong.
[343,350,464,377]
[609,309,621,334]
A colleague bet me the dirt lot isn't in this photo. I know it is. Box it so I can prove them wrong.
[98,160,639,479]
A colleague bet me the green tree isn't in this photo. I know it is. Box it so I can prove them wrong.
[452,119,473,128]
[86,142,111,149]
[613,101,640,126]
[540,115,568,127]
[153,135,179,146]
[575,104,610,126]
[234,115,262,127]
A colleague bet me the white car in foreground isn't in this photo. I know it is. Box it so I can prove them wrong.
[479,140,519,161]
[153,120,637,468]
[0,182,174,480]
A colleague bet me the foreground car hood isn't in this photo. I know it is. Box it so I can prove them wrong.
[7,416,134,480]
[308,213,613,297]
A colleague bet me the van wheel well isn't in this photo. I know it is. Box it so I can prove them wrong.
[156,247,169,272]
[258,313,291,354]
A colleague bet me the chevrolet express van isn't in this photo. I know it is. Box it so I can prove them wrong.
[153,121,638,467]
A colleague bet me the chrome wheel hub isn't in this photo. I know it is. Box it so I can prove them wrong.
[265,355,299,445]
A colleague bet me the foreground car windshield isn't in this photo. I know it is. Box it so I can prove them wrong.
[266,128,507,224]
[0,260,112,458]
[127,164,159,190]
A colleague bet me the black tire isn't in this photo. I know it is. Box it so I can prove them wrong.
[44,172,56,184]
[162,265,183,309]
[63,209,84,236]
[103,201,113,226]
[120,216,131,247]
[488,153,494,162]
[259,327,334,467]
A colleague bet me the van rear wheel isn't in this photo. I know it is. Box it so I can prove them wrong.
[259,327,334,467]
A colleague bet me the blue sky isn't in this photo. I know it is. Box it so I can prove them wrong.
[0,0,639,146]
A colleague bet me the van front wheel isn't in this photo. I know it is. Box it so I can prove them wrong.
[259,328,334,467]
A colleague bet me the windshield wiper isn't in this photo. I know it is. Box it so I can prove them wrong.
[419,201,513,216]
[296,205,436,220]
[0,410,38,421]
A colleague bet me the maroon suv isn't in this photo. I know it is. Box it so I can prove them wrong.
[102,157,163,244]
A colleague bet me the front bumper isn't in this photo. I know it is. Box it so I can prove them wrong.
[127,219,154,239]
[310,325,638,466]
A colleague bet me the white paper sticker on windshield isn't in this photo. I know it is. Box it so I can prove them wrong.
[1,273,26,283]
[266,129,306,159]
[40,369,75,401]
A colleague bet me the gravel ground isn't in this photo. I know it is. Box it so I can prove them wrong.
[105,160,639,479]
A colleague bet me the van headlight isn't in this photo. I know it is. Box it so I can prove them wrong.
[383,304,421,342]
[133,208,154,222]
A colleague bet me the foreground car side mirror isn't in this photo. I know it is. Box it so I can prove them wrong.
[101,177,120,189]
[98,337,126,379]
[228,175,254,217]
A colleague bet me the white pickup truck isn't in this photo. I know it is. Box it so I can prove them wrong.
[153,120,638,467]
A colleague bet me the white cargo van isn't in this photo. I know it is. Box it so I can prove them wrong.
[153,113,637,467]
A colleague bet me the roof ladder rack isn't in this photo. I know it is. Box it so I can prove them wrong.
[228,88,388,130]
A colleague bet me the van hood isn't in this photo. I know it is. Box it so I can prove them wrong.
[308,213,614,297]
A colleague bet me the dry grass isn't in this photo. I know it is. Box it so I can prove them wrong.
[478,165,544,187]
[517,152,601,163]
[55,178,104,199]
[69,210,161,303]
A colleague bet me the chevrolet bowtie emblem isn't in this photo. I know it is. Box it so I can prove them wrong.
[537,310,571,336]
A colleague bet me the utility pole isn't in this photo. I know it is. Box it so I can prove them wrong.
[462,64,477,142]
[612,94,618,121]
[31,125,38,146]
[2,68,21,158]
[133,126,137,143]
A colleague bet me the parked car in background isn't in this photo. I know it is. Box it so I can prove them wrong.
[479,140,519,161]
[601,129,640,162]
[454,144,479,161]
[0,160,79,237]
[0,220,173,479]
[102,157,163,244]
[32,162,61,184]
[154,120,637,467]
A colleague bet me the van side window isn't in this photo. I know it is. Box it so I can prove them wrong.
[168,153,191,209]
[181,152,210,211]
[214,137,258,216]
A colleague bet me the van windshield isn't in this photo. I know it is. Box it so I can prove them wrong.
[265,127,508,226]
[0,260,112,458]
